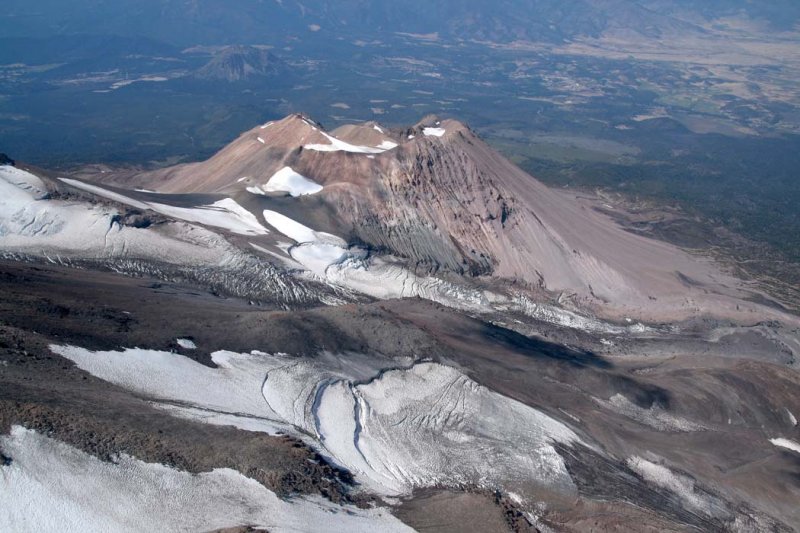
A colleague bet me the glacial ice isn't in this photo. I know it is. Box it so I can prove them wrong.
[0,426,412,533]
[51,345,581,501]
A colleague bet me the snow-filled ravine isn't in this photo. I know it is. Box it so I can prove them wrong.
[303,131,397,154]
[0,426,412,533]
[50,345,581,504]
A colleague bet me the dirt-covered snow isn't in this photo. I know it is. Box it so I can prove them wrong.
[626,456,729,520]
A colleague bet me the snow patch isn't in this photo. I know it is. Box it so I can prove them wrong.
[58,179,269,236]
[770,438,800,454]
[598,394,705,432]
[176,338,196,350]
[149,198,269,236]
[304,132,393,154]
[375,140,398,150]
[627,457,725,517]
[423,127,446,137]
[262,210,349,276]
[263,210,335,244]
[261,167,323,197]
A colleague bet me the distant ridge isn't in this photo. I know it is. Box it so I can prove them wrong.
[195,45,287,82]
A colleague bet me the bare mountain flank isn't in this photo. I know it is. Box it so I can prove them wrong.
[92,113,788,324]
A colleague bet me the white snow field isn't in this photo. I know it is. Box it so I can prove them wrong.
[304,131,396,154]
[0,166,119,252]
[49,346,293,436]
[262,210,340,245]
[0,426,413,533]
[58,178,269,236]
[770,438,800,454]
[176,338,196,350]
[50,344,580,504]
[423,127,446,137]
[0,167,233,265]
[263,360,581,497]
[259,166,323,197]
[148,198,269,236]
[375,140,399,150]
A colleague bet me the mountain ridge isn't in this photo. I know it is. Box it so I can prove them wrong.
[195,45,288,82]
[4,0,798,46]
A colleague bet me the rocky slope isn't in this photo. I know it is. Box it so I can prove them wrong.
[95,113,795,324]
[2,115,799,531]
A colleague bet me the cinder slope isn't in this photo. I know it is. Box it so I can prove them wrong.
[97,114,790,323]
